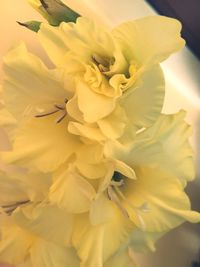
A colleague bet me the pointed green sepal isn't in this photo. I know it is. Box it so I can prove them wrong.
[17,20,42,32]
[28,0,80,26]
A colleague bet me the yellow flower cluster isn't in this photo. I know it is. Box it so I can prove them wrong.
[0,3,199,267]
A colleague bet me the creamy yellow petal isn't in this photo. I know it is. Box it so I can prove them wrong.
[13,203,73,246]
[38,23,70,66]
[76,143,104,165]
[124,166,200,232]
[76,80,116,122]
[89,194,116,225]
[106,111,195,184]
[49,167,96,213]
[60,17,114,58]
[30,240,80,267]
[113,16,185,66]
[0,108,17,143]
[66,95,84,123]
[0,171,28,205]
[3,115,81,172]
[72,211,132,267]
[3,42,66,121]
[130,111,194,184]
[38,17,115,66]
[68,121,105,141]
[120,65,164,128]
[0,222,33,265]
[16,171,51,202]
[76,160,107,179]
[97,105,128,139]
[0,165,51,203]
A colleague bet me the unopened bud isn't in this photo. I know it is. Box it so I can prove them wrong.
[17,21,41,32]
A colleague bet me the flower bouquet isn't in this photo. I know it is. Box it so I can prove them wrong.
[0,0,199,266]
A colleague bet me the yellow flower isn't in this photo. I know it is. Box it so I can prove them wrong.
[59,112,199,266]
[1,15,185,172]
[2,42,82,173]
[0,13,198,267]
[38,16,184,133]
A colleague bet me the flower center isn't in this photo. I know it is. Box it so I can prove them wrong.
[92,53,114,73]
[0,200,30,216]
[35,98,68,123]
[108,172,149,230]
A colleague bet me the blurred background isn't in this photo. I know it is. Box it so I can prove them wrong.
[0,1,200,267]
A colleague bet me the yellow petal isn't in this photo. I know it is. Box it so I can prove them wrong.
[113,16,185,66]
[76,80,116,122]
[72,212,132,267]
[0,222,33,265]
[76,143,104,165]
[66,95,84,123]
[97,105,128,139]
[107,111,195,185]
[89,194,116,225]
[38,23,70,66]
[124,166,200,232]
[30,239,80,267]
[39,17,115,66]
[0,171,28,205]
[68,121,105,141]
[3,42,66,121]
[120,65,164,128]
[13,203,73,246]
[49,166,96,213]
[3,115,81,172]
[130,111,195,184]
[76,160,107,179]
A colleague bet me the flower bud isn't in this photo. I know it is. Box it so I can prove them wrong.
[28,0,80,25]
[17,20,41,32]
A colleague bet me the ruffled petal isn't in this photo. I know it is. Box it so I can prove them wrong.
[106,111,195,184]
[97,105,128,139]
[76,80,116,122]
[120,65,164,128]
[112,16,185,66]
[68,121,105,141]
[131,111,194,184]
[38,17,115,66]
